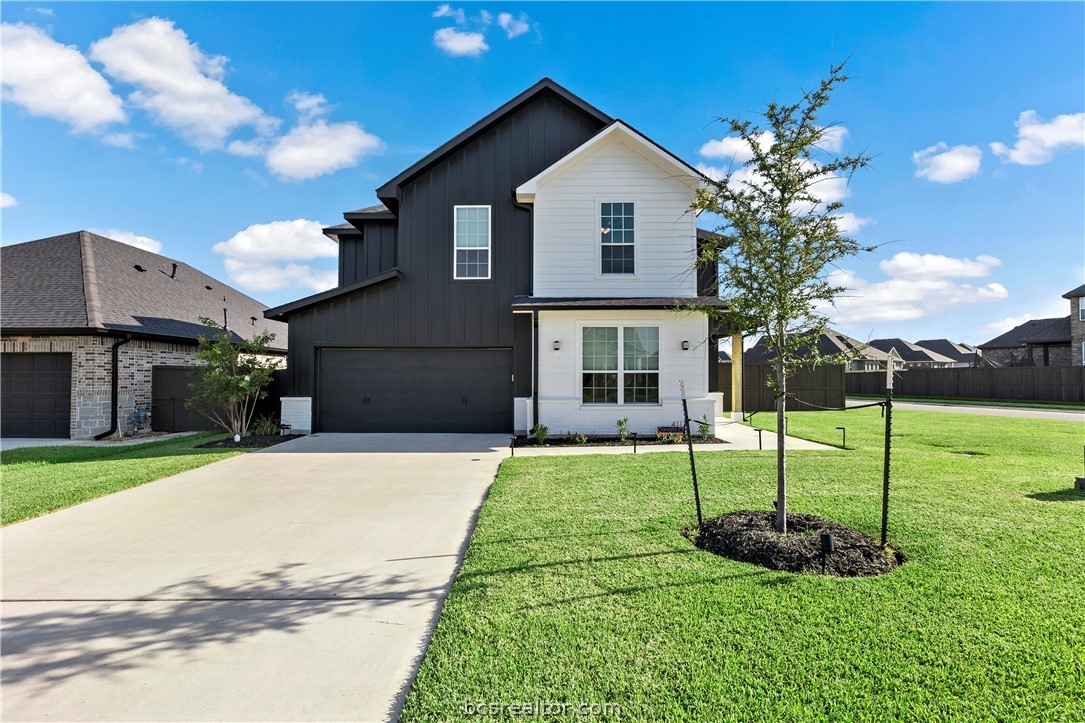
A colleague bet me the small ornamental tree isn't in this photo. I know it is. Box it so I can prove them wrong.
[692,62,873,533]
[187,317,279,438]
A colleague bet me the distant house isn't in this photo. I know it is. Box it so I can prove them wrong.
[717,348,732,363]
[977,316,1071,367]
[743,328,899,371]
[1,231,287,439]
[868,338,956,369]
[913,339,979,368]
[1065,284,1085,366]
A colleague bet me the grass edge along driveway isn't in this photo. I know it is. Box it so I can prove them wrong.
[2,432,241,526]
[402,409,1084,721]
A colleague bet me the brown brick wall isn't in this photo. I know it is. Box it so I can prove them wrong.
[1070,298,1084,366]
[2,335,199,438]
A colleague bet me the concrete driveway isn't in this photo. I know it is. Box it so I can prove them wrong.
[1,433,507,722]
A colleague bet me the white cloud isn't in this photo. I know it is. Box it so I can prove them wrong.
[912,142,983,183]
[102,132,136,148]
[699,131,773,163]
[1,193,18,208]
[89,18,278,151]
[226,138,266,157]
[832,212,873,234]
[434,27,489,57]
[265,119,383,181]
[817,125,849,153]
[433,4,466,24]
[0,23,126,133]
[91,228,163,253]
[174,156,204,173]
[286,90,328,122]
[990,110,1085,166]
[29,8,56,17]
[823,252,1008,325]
[879,252,1001,279]
[213,219,338,293]
[498,12,530,38]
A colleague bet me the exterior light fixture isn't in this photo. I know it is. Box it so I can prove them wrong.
[553,340,560,351]
[681,340,690,351]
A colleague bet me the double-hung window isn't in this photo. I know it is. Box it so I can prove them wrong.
[582,326,659,404]
[454,205,491,279]
[600,202,634,274]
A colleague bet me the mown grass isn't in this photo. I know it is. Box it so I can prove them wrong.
[1,432,242,525]
[403,409,1085,721]
[848,393,1085,411]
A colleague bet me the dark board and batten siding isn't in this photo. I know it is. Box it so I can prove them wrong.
[338,222,398,287]
[282,91,608,416]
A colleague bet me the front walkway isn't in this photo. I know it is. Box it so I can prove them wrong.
[0,431,199,451]
[1,433,507,722]
[512,418,833,456]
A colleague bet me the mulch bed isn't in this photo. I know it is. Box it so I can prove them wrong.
[513,435,727,448]
[684,510,904,577]
[198,434,304,449]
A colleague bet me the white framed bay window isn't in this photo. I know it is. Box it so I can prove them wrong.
[453,205,491,280]
[581,325,660,404]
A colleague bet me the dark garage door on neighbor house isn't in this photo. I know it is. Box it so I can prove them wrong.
[318,348,513,433]
[1,353,72,438]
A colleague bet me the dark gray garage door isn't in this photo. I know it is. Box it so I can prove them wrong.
[1,353,72,438]
[318,348,512,433]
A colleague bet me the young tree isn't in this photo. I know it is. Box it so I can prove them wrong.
[187,317,279,439]
[693,62,873,533]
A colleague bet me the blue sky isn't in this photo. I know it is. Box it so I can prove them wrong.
[2,1,1082,345]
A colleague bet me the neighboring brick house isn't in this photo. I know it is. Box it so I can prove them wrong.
[1064,283,1085,366]
[913,339,980,368]
[1,231,287,438]
[977,316,1071,367]
[743,328,900,371]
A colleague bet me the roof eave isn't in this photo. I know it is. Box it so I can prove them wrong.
[264,267,403,320]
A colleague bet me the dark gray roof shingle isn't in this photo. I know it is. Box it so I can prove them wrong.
[744,329,890,364]
[978,316,1071,349]
[914,339,978,363]
[1,231,288,351]
[868,338,956,364]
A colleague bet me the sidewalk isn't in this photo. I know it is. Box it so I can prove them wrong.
[511,419,834,456]
[0,431,199,452]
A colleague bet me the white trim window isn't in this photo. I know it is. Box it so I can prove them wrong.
[582,326,659,404]
[1079,303,1085,321]
[454,205,491,280]
[600,202,634,274]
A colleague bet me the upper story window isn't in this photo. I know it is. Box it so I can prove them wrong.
[600,202,634,275]
[454,205,491,280]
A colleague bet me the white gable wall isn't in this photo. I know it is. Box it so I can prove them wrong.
[532,134,699,297]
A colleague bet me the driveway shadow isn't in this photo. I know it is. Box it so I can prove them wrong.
[1,564,441,690]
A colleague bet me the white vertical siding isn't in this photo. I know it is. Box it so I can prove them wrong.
[532,134,700,297]
[535,310,714,435]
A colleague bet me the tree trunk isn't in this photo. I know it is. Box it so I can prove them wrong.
[775,357,787,534]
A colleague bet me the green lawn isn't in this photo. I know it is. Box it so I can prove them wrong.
[1,433,242,525]
[404,409,1085,721]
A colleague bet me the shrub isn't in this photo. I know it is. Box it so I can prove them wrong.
[533,424,550,445]
[698,415,712,439]
[656,431,686,444]
[616,416,630,440]
[250,414,281,436]
[566,431,588,445]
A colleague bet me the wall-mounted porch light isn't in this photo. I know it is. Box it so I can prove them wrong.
[553,340,561,351]
[681,340,690,351]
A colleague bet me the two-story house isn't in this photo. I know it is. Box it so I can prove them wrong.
[265,79,724,436]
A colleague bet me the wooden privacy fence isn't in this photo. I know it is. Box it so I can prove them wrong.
[717,363,846,412]
[151,365,286,433]
[846,366,1085,402]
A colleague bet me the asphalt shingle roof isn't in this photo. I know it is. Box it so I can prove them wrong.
[914,339,978,363]
[978,316,1071,348]
[1,231,288,351]
[868,338,957,364]
[743,329,889,364]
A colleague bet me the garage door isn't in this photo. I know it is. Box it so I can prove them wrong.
[318,348,512,433]
[1,353,72,438]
